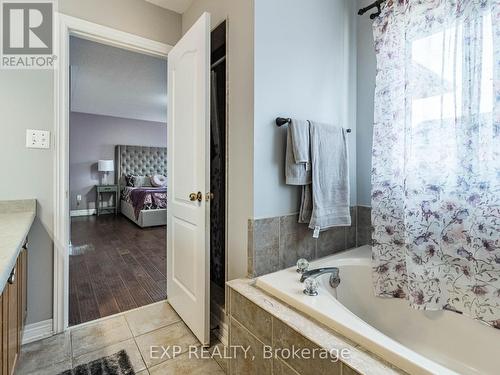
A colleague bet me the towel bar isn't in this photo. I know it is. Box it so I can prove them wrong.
[276,117,351,133]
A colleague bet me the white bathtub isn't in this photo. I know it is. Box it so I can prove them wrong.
[256,245,499,375]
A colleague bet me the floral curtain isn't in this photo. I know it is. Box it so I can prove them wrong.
[371,0,500,328]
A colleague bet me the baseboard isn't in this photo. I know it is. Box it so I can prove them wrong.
[70,209,96,217]
[22,319,53,345]
[210,305,229,346]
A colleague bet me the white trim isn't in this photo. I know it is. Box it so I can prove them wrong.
[53,13,172,334]
[70,209,96,217]
[21,319,54,345]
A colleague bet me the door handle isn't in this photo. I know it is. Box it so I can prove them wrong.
[189,192,203,202]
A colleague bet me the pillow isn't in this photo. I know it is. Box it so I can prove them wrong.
[126,174,152,187]
[151,174,167,187]
[125,174,135,187]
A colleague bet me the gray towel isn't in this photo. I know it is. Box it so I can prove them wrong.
[285,119,311,185]
[305,122,351,231]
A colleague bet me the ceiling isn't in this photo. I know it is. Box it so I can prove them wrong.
[145,0,194,14]
[70,36,167,123]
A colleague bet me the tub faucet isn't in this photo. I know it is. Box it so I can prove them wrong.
[300,267,340,289]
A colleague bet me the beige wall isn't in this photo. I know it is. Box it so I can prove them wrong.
[59,0,181,45]
[182,0,254,282]
[0,71,55,324]
[0,0,182,325]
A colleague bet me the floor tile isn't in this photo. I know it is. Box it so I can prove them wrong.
[18,358,72,375]
[71,315,133,357]
[148,352,225,375]
[125,301,180,337]
[72,338,146,373]
[135,321,199,368]
[208,341,229,373]
[16,332,71,375]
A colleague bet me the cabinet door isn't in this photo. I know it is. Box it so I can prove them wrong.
[21,249,27,328]
[2,288,7,375]
[7,266,18,375]
[0,293,3,375]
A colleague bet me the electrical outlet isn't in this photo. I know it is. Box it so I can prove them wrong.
[26,129,50,149]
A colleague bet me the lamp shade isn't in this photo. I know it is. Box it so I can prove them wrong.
[98,160,114,172]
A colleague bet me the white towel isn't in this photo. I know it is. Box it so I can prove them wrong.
[305,122,351,231]
[285,119,311,185]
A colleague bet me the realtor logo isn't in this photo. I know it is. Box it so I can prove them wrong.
[1,1,55,68]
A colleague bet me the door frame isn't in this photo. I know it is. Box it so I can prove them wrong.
[53,13,172,334]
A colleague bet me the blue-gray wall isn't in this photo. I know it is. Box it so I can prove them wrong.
[356,0,376,207]
[253,0,358,219]
[69,112,167,211]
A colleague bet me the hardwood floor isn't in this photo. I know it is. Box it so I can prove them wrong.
[69,215,166,326]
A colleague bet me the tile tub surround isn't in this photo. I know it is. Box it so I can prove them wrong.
[227,279,404,375]
[249,207,361,277]
[0,199,36,290]
[356,206,372,247]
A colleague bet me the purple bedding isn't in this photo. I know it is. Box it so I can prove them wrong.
[122,187,167,219]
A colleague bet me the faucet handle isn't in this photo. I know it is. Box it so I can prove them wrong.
[296,258,309,274]
[303,277,319,296]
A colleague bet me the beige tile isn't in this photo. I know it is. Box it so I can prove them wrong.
[346,207,357,249]
[357,206,371,228]
[149,351,224,375]
[71,316,133,357]
[273,358,300,375]
[17,358,72,375]
[125,301,181,337]
[230,289,272,345]
[229,317,271,375]
[136,370,150,375]
[252,217,280,276]
[279,215,316,269]
[17,332,71,375]
[135,321,199,368]
[317,227,346,258]
[208,340,229,373]
[72,338,146,373]
[342,362,362,375]
[272,317,341,375]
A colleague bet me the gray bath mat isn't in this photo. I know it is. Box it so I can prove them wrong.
[58,350,135,375]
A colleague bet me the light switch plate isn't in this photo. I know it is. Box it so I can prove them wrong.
[26,129,50,149]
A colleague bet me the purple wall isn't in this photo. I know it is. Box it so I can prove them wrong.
[69,112,167,211]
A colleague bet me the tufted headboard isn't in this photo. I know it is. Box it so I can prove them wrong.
[115,145,167,192]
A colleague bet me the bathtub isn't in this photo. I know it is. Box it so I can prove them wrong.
[256,245,499,375]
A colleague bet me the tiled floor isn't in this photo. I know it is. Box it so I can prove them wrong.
[69,215,167,326]
[16,301,226,375]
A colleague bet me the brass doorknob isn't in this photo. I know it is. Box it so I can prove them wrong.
[189,192,203,202]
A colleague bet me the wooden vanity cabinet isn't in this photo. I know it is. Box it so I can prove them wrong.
[0,242,28,375]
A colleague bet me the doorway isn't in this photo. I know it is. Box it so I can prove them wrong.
[68,36,168,326]
[56,13,226,346]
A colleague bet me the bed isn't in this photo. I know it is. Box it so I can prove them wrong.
[115,145,167,227]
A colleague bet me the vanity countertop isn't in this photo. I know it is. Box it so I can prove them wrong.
[0,200,36,292]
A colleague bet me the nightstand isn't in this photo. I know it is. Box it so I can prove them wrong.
[96,185,118,216]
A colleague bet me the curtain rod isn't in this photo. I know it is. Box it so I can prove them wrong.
[358,0,386,19]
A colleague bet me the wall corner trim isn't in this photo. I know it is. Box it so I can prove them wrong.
[22,319,54,345]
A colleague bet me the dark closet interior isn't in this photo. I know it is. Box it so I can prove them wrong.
[210,21,226,307]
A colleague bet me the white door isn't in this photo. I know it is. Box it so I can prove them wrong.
[167,12,211,345]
